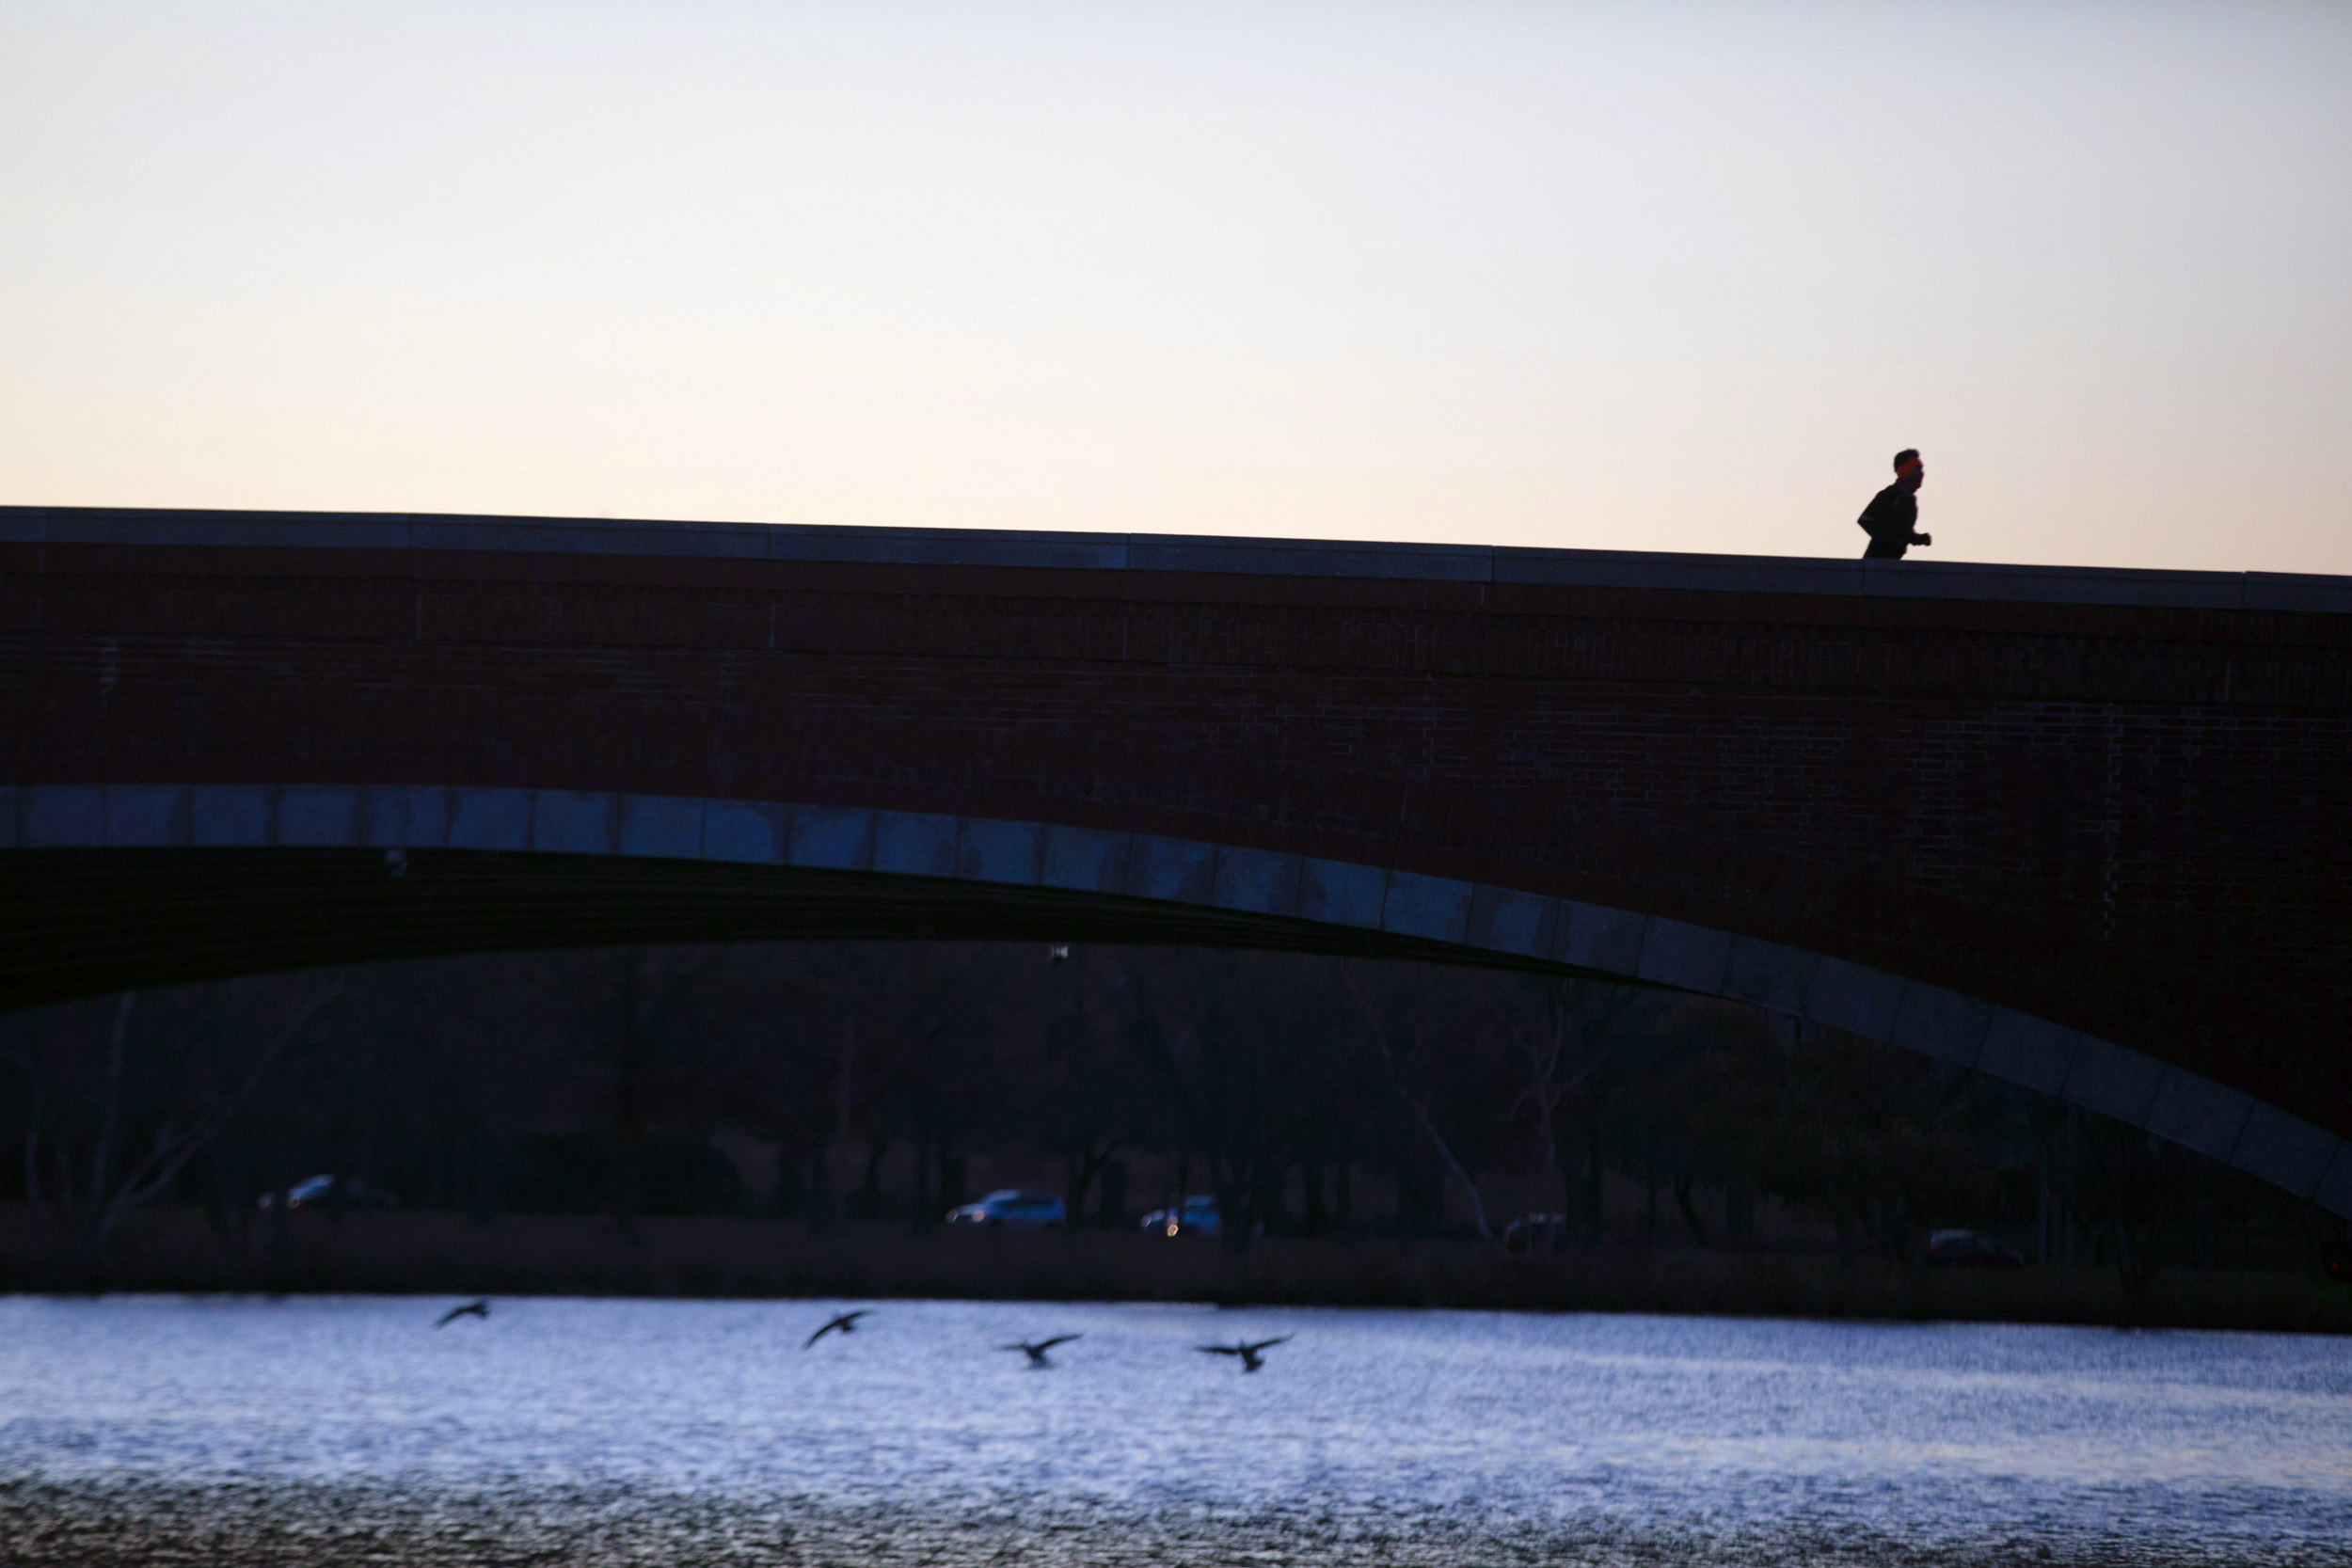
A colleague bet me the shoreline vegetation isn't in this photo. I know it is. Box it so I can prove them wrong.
[7,1207,2345,1336]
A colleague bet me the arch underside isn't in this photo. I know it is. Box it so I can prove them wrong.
[7,781,2347,1218]
[4,847,1579,1001]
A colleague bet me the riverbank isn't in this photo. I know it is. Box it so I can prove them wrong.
[6,1469,2327,1568]
[7,1205,2346,1334]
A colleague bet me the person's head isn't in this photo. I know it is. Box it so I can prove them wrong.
[1893,448,1924,493]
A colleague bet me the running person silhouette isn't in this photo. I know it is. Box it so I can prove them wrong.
[1857,449,1931,560]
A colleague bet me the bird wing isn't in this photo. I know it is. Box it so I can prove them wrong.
[803,1311,866,1348]
[434,1307,462,1328]
[1035,1335,1082,1351]
[1243,1336,1293,1354]
[1199,1344,1241,1356]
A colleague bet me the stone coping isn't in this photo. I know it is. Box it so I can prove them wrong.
[7,778,2346,1218]
[6,506,2348,614]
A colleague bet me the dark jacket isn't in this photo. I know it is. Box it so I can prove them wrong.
[1856,483,1918,546]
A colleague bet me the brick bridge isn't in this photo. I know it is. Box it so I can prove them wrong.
[5,506,2348,1215]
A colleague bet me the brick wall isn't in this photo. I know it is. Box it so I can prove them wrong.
[6,538,2348,1132]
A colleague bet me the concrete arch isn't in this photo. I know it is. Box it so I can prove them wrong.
[7,779,2348,1219]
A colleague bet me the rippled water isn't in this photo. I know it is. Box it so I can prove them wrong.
[2,1295,2347,1565]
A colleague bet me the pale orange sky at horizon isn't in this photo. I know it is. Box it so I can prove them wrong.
[3,1,2347,574]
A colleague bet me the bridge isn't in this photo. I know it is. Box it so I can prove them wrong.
[5,505,2348,1216]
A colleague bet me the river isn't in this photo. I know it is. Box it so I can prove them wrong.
[2,1295,2345,1564]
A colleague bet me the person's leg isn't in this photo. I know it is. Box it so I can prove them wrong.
[1862,538,1908,561]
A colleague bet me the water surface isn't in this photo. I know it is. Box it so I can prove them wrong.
[2,1295,2345,1564]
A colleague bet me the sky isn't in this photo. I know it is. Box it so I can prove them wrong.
[2,1,2346,574]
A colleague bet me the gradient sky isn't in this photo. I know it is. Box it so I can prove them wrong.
[3,1,2346,572]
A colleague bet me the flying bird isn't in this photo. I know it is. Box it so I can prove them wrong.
[803,1309,870,1349]
[434,1299,489,1328]
[1199,1335,1291,1372]
[999,1334,1082,1367]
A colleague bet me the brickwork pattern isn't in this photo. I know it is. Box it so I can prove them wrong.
[5,538,2348,1135]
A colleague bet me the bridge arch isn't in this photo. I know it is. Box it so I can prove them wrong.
[9,778,2347,1218]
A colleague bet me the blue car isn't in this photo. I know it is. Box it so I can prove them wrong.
[946,1189,1065,1230]
[257,1174,400,1212]
[1138,1196,1220,1238]
[1926,1228,2026,1268]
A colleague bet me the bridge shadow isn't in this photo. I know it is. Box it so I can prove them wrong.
[5,846,1575,1004]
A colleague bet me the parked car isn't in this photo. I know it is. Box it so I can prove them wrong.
[1926,1228,2026,1268]
[1503,1213,1572,1253]
[945,1189,1064,1230]
[1138,1195,1220,1238]
[256,1174,400,1212]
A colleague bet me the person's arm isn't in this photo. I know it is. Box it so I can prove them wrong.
[1859,489,1912,544]
[1857,492,1896,541]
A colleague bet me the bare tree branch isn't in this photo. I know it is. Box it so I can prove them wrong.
[1343,962,1503,1254]
[3,1051,43,1204]
[82,979,346,1262]
[86,993,135,1221]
